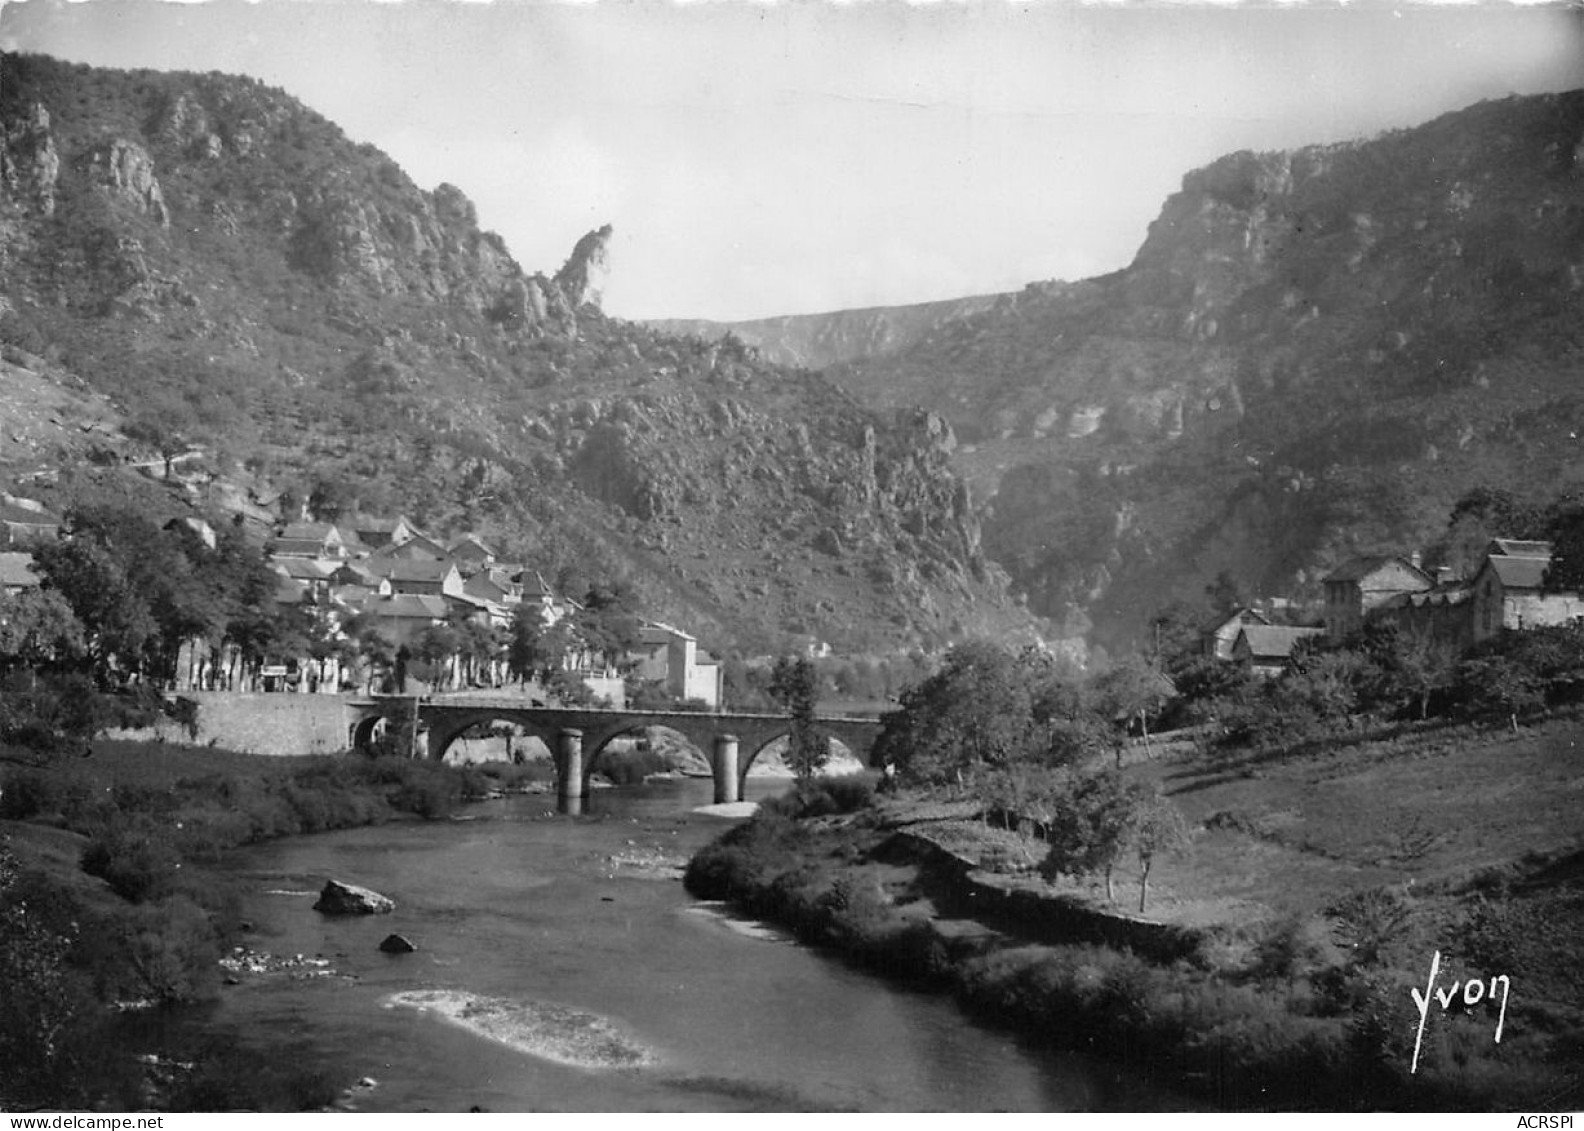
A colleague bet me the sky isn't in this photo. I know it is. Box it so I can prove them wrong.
[3,1,1583,322]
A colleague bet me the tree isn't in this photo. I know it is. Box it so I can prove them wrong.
[507,604,575,686]
[1546,498,1584,595]
[874,641,1056,789]
[342,613,397,691]
[411,623,460,689]
[1205,570,1251,618]
[1455,649,1546,732]
[769,655,826,780]
[0,588,86,677]
[0,839,88,1108]
[1433,486,1549,581]
[32,539,155,679]
[1131,790,1191,914]
[122,398,201,481]
[1039,768,1147,902]
[1381,629,1457,720]
[574,583,642,674]
[307,477,357,523]
[1091,655,1173,763]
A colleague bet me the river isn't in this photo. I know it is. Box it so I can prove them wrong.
[195,778,1187,1112]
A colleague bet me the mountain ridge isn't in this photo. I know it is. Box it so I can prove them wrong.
[804,90,1584,650]
[0,51,1044,658]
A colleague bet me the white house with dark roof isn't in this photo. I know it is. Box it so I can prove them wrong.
[370,558,465,599]
[630,621,723,707]
[1468,542,1583,643]
[271,521,347,560]
[1201,607,1269,661]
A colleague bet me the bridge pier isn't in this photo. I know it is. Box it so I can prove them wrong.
[557,728,585,815]
[712,734,740,804]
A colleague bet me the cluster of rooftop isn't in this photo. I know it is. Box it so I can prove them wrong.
[1200,538,1581,678]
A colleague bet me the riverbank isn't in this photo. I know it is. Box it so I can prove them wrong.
[0,739,552,1111]
[683,724,1584,1112]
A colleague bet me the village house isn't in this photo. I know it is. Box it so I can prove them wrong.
[271,521,348,560]
[368,530,448,564]
[346,514,419,550]
[463,568,520,611]
[271,557,337,602]
[1201,607,1269,661]
[371,558,466,599]
[0,551,40,595]
[630,621,724,708]
[1231,624,1326,677]
[1467,541,1584,643]
[0,494,60,547]
[356,592,451,649]
[1322,555,1432,639]
[446,534,498,575]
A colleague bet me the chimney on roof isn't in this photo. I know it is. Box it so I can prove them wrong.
[1409,551,1422,570]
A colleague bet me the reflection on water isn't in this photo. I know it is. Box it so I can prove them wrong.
[205,778,1185,1112]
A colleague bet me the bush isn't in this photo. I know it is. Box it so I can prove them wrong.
[386,761,461,819]
[162,1038,343,1111]
[760,775,875,820]
[0,767,91,820]
[81,823,184,903]
[595,746,671,786]
[1328,887,1412,968]
[114,894,222,1004]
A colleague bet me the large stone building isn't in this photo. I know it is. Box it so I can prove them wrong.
[1322,556,1432,639]
[1467,542,1584,643]
[630,621,724,708]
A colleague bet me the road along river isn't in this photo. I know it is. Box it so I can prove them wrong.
[191,778,1190,1112]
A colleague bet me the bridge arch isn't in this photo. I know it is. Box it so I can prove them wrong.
[739,726,863,787]
[425,709,559,764]
[579,720,718,789]
[350,712,385,754]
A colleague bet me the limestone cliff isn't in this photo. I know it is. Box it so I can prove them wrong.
[828,90,1584,649]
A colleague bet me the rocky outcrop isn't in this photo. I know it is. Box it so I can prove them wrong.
[0,102,60,217]
[553,223,613,310]
[78,140,170,226]
[378,933,418,953]
[314,879,395,915]
[155,91,223,160]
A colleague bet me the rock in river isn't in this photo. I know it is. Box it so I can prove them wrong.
[379,933,418,954]
[314,879,395,915]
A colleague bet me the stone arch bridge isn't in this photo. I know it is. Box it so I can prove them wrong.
[348,695,883,810]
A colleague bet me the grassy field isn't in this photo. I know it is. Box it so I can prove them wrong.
[1110,716,1584,927]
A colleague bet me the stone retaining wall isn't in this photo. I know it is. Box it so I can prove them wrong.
[173,691,355,758]
[876,829,1204,963]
